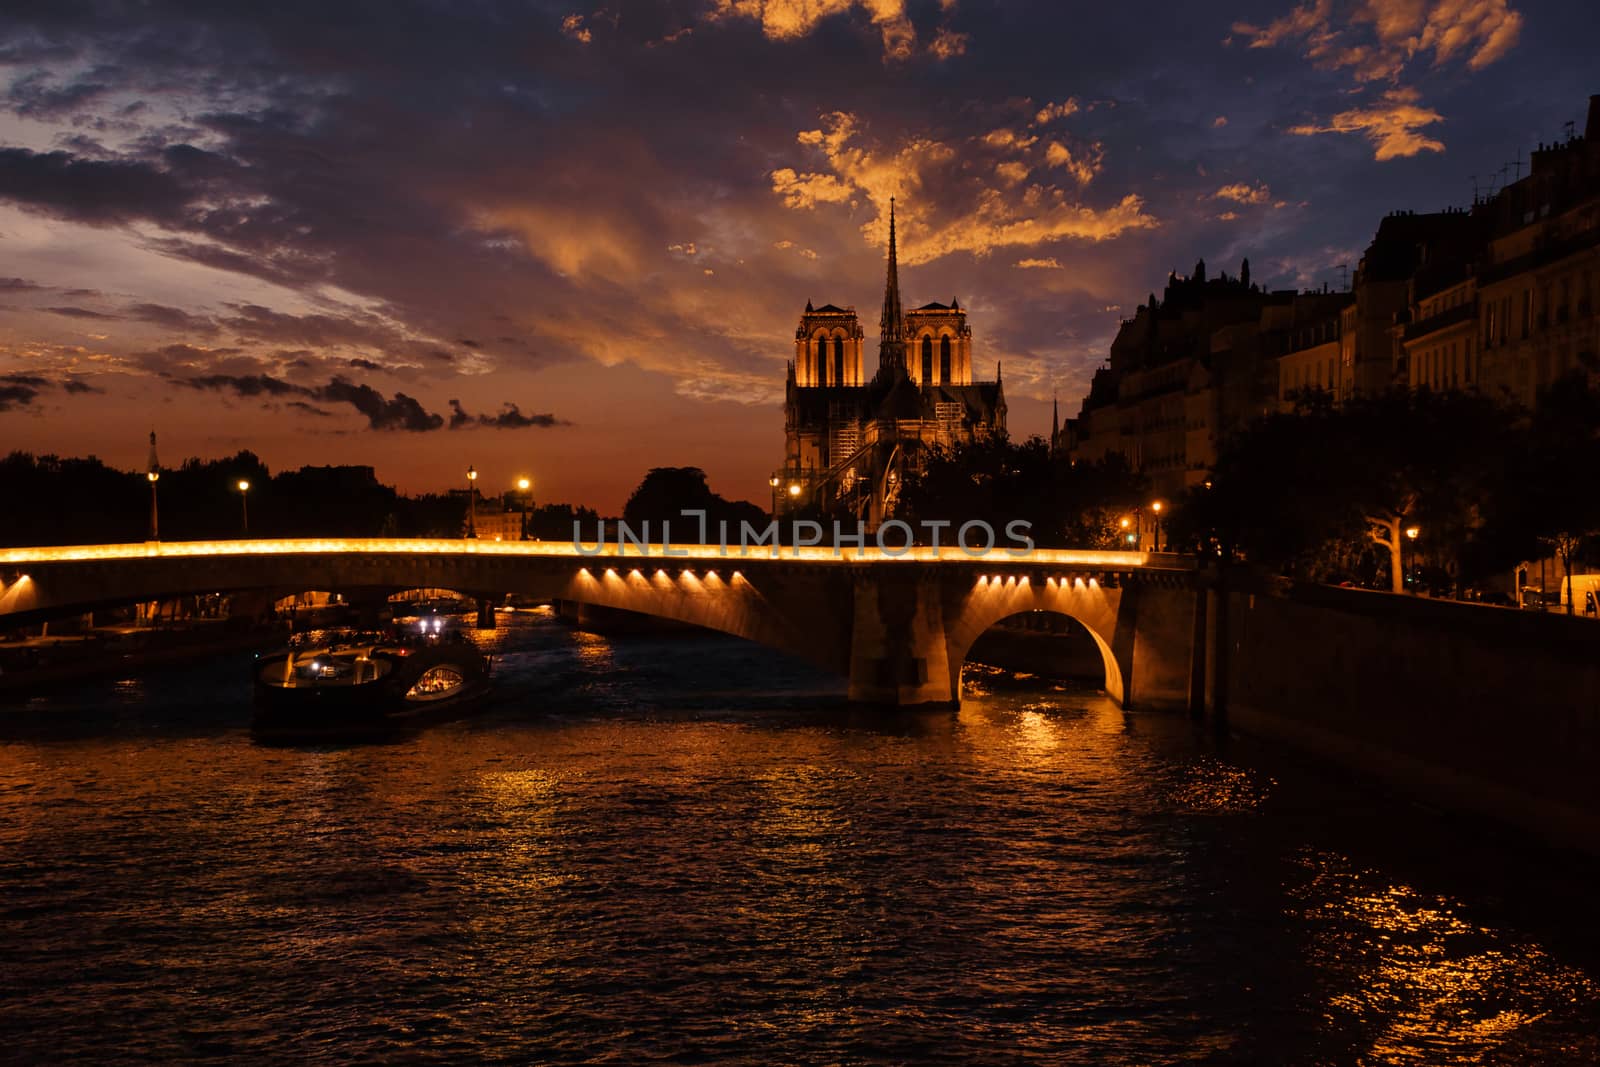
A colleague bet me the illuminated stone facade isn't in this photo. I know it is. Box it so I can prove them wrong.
[781,201,1005,524]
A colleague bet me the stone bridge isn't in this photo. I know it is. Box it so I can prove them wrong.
[0,540,1201,709]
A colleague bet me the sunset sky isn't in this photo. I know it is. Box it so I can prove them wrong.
[0,0,1594,512]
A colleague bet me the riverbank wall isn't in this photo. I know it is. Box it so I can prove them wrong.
[1209,579,1600,854]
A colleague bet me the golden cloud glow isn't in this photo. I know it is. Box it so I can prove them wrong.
[1214,182,1272,204]
[1233,0,1518,160]
[1015,258,1062,269]
[560,13,592,43]
[929,27,969,59]
[995,161,1030,187]
[708,0,917,60]
[772,112,1154,265]
[1044,141,1103,186]
[1033,99,1080,124]
[1232,0,1522,83]
[1288,88,1445,160]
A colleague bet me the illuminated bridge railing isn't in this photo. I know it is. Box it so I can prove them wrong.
[0,539,1184,570]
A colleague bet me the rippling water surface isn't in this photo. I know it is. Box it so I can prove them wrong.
[2,610,1598,1064]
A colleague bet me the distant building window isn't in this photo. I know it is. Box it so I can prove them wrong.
[817,336,829,383]
[921,336,933,383]
[834,337,845,384]
[940,336,952,383]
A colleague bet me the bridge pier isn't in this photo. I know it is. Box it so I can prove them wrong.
[475,597,497,630]
[846,569,959,708]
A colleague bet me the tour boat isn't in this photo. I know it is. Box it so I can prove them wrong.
[252,621,492,737]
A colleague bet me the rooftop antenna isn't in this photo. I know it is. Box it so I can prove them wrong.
[1506,151,1523,183]
[1564,120,1576,142]
[1470,174,1480,204]
[1336,263,1349,291]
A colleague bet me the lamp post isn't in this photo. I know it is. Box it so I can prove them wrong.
[769,475,781,519]
[1119,515,1134,548]
[466,465,478,539]
[1151,500,1165,553]
[147,470,160,541]
[1404,524,1420,592]
[237,479,251,536]
[516,477,532,540]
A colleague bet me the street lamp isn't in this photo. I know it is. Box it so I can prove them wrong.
[516,477,532,540]
[1119,515,1135,547]
[1404,524,1420,592]
[466,465,478,539]
[147,470,160,541]
[1151,500,1165,552]
[237,479,251,536]
[768,475,781,518]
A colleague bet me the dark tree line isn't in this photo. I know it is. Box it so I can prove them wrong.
[0,451,605,546]
[899,435,1148,549]
[1166,375,1600,607]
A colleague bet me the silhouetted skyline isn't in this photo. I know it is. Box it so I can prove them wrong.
[0,0,1594,509]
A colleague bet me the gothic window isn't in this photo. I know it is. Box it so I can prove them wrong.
[816,336,829,383]
[940,336,952,383]
[834,337,845,385]
[921,336,933,383]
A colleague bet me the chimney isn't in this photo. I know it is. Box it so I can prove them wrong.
[1588,94,1600,141]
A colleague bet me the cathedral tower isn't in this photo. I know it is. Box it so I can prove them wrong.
[793,301,864,386]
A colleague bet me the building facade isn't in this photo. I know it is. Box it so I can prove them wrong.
[780,201,1005,525]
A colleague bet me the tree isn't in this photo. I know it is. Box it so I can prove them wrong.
[1500,373,1600,614]
[1173,389,1517,592]
[899,434,1146,548]
[622,467,765,541]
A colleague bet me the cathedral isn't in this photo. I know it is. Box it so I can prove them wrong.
[779,201,1006,525]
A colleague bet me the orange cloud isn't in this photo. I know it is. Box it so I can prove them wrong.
[707,0,917,60]
[1288,88,1445,160]
[929,27,969,59]
[560,14,592,43]
[770,112,1156,264]
[1015,258,1062,269]
[1213,182,1271,204]
[1033,99,1081,125]
[1232,0,1522,83]
[1044,141,1103,186]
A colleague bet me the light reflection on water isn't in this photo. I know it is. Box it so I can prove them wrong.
[0,613,1596,1064]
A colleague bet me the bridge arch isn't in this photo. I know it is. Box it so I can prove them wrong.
[957,608,1121,698]
[943,574,1127,706]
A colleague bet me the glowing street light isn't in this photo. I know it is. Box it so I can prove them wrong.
[146,430,161,542]
[1403,524,1420,592]
[516,476,532,540]
[788,482,802,498]
[237,479,251,536]
[466,465,478,539]
[768,475,781,518]
[146,469,160,541]
[1151,500,1165,552]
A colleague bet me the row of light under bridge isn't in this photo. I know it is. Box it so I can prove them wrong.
[0,539,1189,571]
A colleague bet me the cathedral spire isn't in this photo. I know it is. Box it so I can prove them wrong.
[875,196,908,381]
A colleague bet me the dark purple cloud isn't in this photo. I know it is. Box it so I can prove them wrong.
[179,373,561,432]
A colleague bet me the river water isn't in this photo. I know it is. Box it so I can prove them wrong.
[2,609,1597,1064]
